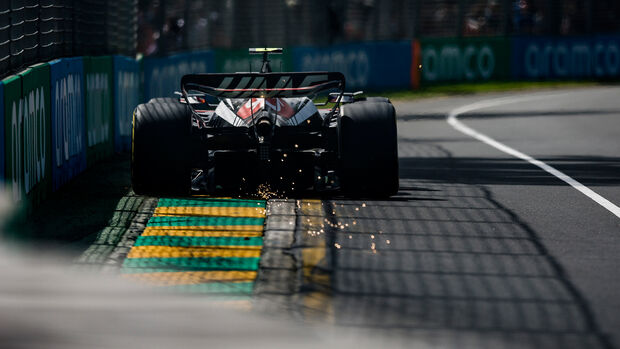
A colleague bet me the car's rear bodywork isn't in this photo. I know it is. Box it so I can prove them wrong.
[181,71,346,193]
[131,49,398,197]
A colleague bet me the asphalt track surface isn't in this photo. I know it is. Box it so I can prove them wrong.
[3,86,619,349]
[309,86,620,348]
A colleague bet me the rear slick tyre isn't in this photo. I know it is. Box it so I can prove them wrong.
[338,100,399,197]
[131,101,192,196]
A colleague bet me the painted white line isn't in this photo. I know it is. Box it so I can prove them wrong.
[447,93,620,219]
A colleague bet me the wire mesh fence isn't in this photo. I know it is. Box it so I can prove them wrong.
[1,0,619,72]
[0,0,137,78]
[137,0,620,57]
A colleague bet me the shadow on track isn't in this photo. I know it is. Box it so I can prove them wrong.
[285,141,614,348]
[399,138,620,187]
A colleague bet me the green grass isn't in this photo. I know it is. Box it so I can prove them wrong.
[367,80,610,101]
[313,80,614,105]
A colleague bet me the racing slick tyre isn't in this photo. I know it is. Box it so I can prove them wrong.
[148,97,176,104]
[364,96,390,103]
[131,101,192,196]
[338,100,399,197]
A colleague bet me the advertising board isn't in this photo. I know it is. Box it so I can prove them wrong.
[293,41,412,90]
[50,57,87,191]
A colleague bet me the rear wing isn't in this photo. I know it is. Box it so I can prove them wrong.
[181,72,345,99]
[249,47,282,55]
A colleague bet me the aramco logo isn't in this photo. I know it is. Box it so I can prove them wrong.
[54,73,84,168]
[523,42,620,78]
[86,73,110,147]
[117,70,139,138]
[301,50,370,88]
[149,60,207,100]
[11,86,47,202]
[422,45,496,81]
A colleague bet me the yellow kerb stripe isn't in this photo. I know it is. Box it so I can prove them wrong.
[122,271,257,286]
[303,291,335,323]
[127,246,262,258]
[154,206,266,218]
[144,225,264,232]
[141,227,264,237]
[297,199,333,324]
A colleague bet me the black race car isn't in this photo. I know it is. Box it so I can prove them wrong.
[131,48,398,197]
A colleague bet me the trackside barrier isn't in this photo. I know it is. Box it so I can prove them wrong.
[3,75,21,203]
[215,48,293,73]
[50,57,87,192]
[293,41,412,90]
[142,51,214,102]
[114,56,140,153]
[512,35,620,80]
[2,64,53,210]
[416,37,512,85]
[84,56,115,165]
[21,63,52,210]
[0,81,4,184]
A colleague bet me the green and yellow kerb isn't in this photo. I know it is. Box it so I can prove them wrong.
[121,197,265,303]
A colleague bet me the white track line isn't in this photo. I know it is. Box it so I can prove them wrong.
[447,93,620,219]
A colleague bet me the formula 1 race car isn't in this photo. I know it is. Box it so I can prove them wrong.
[131,48,398,197]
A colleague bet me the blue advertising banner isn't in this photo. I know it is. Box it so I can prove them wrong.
[0,80,4,183]
[512,35,620,79]
[142,51,214,102]
[113,56,140,153]
[49,57,87,192]
[292,41,412,90]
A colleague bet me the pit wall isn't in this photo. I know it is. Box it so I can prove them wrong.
[1,35,619,211]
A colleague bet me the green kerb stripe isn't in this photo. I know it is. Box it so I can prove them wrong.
[122,257,261,270]
[158,198,266,208]
[147,216,264,227]
[158,282,255,295]
[121,267,236,274]
[134,236,263,247]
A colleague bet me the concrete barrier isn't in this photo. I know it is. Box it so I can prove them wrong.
[293,41,412,90]
[142,51,214,102]
[50,57,87,192]
[114,56,140,153]
[512,35,620,79]
[416,37,512,85]
[0,80,4,184]
[84,56,115,165]
[215,48,293,73]
[2,63,52,210]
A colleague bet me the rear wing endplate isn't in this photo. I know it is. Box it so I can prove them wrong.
[181,72,345,99]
